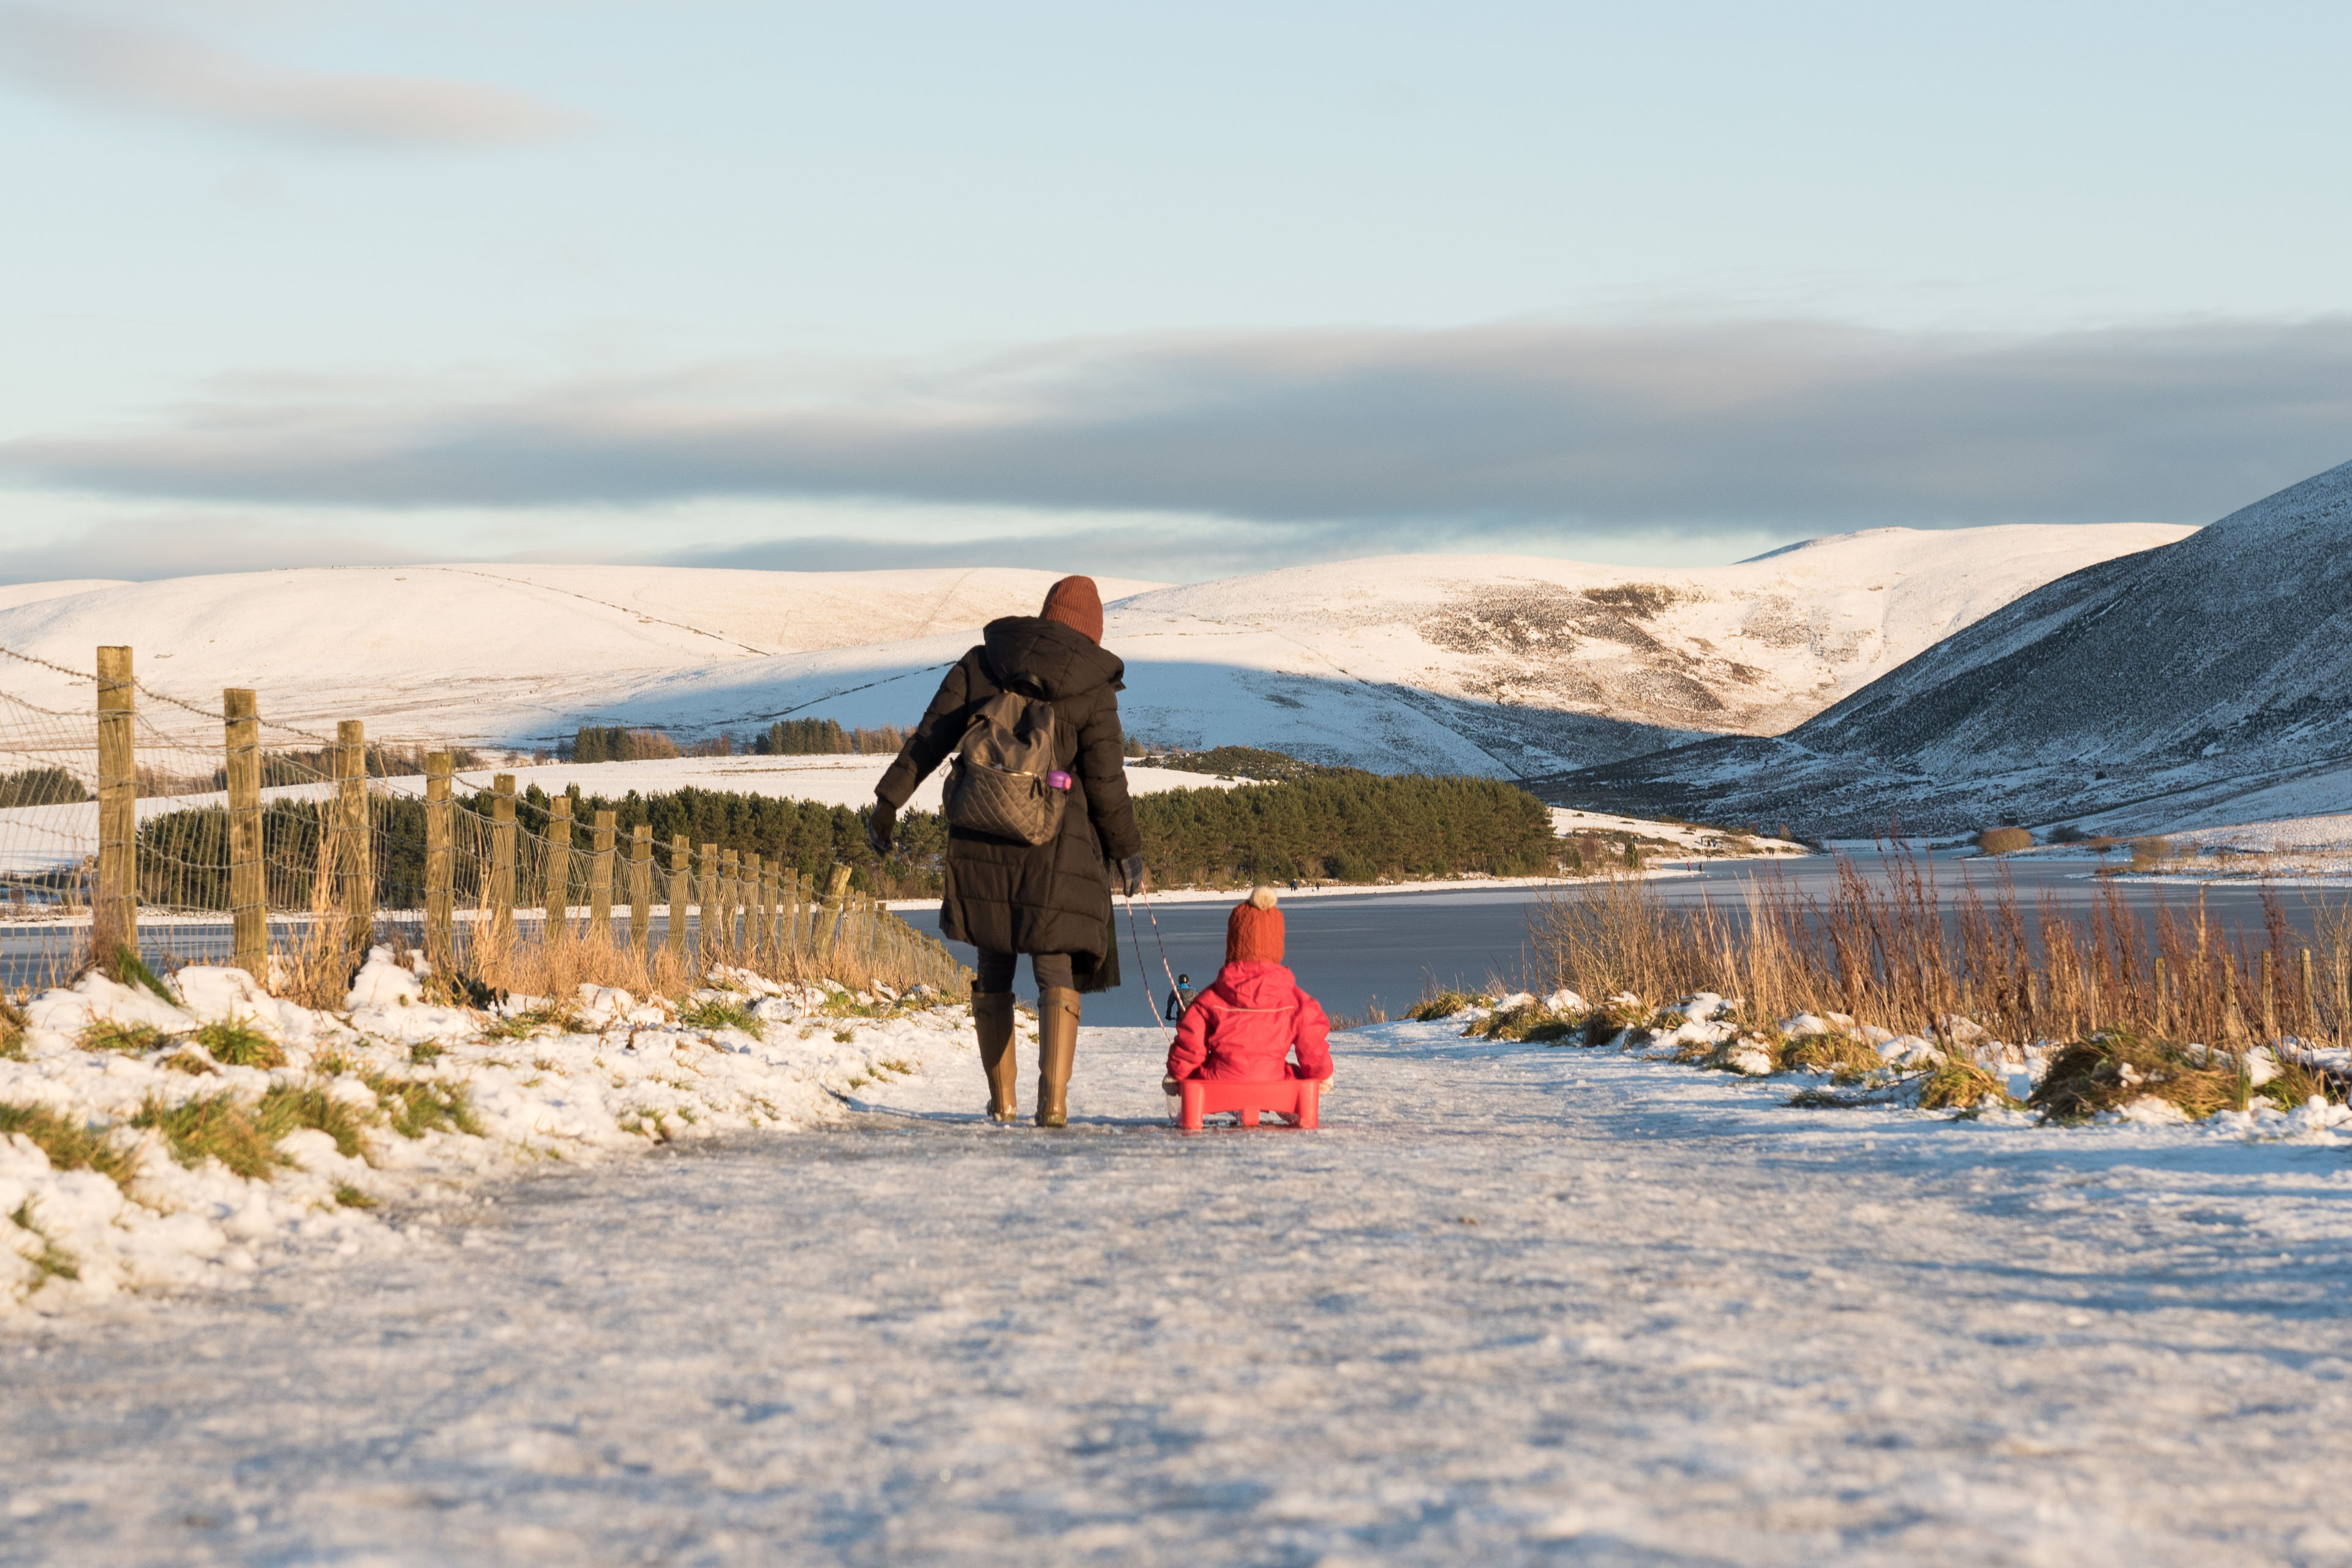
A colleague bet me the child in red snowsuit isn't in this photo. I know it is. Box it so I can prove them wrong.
[1165,887,1334,1090]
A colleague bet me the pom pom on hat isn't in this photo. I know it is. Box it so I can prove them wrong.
[1227,885,1284,963]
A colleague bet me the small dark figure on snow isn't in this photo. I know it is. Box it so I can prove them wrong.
[1164,973,1195,1022]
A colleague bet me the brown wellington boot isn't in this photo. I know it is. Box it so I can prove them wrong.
[1035,986,1082,1128]
[973,992,1019,1122]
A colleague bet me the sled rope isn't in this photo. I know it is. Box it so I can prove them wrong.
[1120,889,1186,1040]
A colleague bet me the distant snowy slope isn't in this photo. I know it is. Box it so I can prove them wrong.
[0,565,1163,740]
[0,527,2184,775]
[1545,459,2352,835]
[0,579,130,612]
[611,524,2190,777]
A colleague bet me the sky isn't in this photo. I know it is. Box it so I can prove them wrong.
[3,0,2351,585]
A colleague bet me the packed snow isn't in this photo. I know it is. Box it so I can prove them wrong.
[2,950,995,1315]
[8,1004,2352,1562]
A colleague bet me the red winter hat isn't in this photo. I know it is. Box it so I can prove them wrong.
[1226,886,1284,965]
[1040,575,1104,644]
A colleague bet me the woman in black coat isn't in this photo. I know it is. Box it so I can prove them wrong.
[867,576,1144,1126]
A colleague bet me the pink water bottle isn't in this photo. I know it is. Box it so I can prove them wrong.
[1046,770,1072,790]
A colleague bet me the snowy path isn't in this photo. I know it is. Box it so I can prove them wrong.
[9,1022,2352,1565]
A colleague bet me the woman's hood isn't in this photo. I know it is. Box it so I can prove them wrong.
[981,616,1126,700]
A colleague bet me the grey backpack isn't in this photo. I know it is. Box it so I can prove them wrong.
[944,690,1066,845]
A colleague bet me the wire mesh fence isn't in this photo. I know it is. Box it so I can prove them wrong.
[1,644,971,1006]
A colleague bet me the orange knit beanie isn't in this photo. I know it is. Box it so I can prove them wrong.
[1225,886,1284,965]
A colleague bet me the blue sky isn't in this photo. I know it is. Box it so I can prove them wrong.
[4,1,2350,582]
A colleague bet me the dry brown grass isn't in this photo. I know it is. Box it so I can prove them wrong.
[1528,862,2352,1057]
[1977,827,2034,855]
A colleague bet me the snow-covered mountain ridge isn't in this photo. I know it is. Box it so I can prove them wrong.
[1545,458,2352,835]
[0,525,2187,777]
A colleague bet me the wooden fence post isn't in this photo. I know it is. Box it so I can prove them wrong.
[544,793,573,942]
[224,687,265,982]
[698,842,720,969]
[424,751,454,972]
[336,719,372,954]
[629,824,652,959]
[92,646,136,962]
[721,849,742,964]
[823,863,853,965]
[589,809,616,944]
[753,858,771,969]
[666,834,690,962]
[783,869,803,965]
[491,774,517,946]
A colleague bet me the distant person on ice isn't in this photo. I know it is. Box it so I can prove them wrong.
[1163,888,1334,1093]
[867,575,1145,1128]
[1164,973,1195,1022]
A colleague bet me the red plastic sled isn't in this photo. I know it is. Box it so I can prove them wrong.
[1175,1077,1321,1130]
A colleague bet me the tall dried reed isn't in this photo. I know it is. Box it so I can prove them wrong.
[1529,860,2352,1049]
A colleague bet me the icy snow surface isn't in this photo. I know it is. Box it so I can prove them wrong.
[9,1019,2352,1564]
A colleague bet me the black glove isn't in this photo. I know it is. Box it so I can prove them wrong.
[865,802,896,858]
[1117,854,1145,895]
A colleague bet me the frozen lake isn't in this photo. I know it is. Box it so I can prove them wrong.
[903,852,2346,1023]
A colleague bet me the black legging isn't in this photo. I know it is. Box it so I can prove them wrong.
[974,949,1073,995]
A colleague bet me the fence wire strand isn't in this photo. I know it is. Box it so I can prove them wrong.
[1,652,968,1003]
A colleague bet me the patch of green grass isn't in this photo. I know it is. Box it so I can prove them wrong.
[0,1101,134,1188]
[408,1041,445,1065]
[478,1001,584,1042]
[2029,1031,2241,1123]
[1465,1001,1583,1043]
[100,943,175,1004]
[2258,1054,2334,1112]
[8,1200,78,1281]
[81,1019,165,1055]
[875,1058,916,1077]
[1777,1031,1883,1079]
[159,1049,218,1076]
[255,1083,372,1161]
[132,1095,287,1180]
[363,1074,482,1140]
[1918,1056,2018,1113]
[1581,998,1648,1048]
[0,998,24,1060]
[312,1050,357,1077]
[680,998,763,1038]
[1408,990,1491,1022]
[189,1017,285,1070]
[332,1182,376,1210]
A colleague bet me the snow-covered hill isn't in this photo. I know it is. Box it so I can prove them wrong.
[571,524,2192,776]
[0,526,2187,776]
[1547,459,2352,835]
[0,565,1165,739]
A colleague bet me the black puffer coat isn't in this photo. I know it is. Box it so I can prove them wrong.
[876,617,1142,990]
